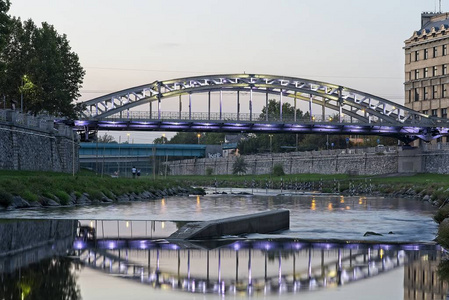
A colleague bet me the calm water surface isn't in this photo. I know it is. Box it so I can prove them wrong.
[0,191,438,242]
[0,192,446,299]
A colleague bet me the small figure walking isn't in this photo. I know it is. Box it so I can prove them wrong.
[132,166,137,179]
[137,169,141,178]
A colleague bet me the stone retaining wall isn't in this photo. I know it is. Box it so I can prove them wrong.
[0,219,76,255]
[0,110,78,173]
[168,145,449,175]
[168,148,399,176]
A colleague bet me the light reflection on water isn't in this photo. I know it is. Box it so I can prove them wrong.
[0,193,437,242]
[2,237,448,299]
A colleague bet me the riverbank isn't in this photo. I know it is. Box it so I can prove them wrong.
[0,170,205,210]
[171,173,449,206]
[2,171,449,211]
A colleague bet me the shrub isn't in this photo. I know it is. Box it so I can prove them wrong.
[272,164,285,176]
[22,190,38,202]
[435,205,449,224]
[232,157,248,175]
[206,167,214,176]
[436,219,449,249]
[42,191,55,199]
[85,189,104,200]
[54,190,70,205]
[0,191,13,207]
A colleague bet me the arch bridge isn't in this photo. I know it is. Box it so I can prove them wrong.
[74,74,449,143]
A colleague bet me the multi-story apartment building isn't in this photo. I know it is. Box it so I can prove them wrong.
[404,12,449,139]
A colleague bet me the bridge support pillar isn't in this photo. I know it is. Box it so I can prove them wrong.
[220,90,223,120]
[309,94,313,121]
[208,91,211,120]
[294,93,297,122]
[249,88,253,121]
[237,91,240,121]
[179,95,182,119]
[280,89,283,121]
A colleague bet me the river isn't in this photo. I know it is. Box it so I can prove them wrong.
[0,189,446,299]
[0,189,438,242]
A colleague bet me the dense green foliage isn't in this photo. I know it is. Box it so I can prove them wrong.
[154,132,226,145]
[0,0,10,54]
[237,99,398,154]
[0,1,84,118]
[272,164,285,176]
[232,156,248,175]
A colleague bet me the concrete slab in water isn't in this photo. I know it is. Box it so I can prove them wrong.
[169,209,289,240]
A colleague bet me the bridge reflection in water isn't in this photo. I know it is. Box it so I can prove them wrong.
[73,219,447,297]
[0,219,447,298]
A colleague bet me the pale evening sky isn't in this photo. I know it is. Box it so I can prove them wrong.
[8,0,444,142]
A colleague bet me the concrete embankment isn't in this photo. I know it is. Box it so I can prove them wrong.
[0,219,77,272]
[169,210,289,240]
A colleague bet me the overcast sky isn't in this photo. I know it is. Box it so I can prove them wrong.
[9,0,443,142]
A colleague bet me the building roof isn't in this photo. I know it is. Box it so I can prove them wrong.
[406,12,449,44]
[418,19,449,35]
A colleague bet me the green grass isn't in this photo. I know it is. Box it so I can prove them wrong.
[2,169,449,207]
[0,169,187,207]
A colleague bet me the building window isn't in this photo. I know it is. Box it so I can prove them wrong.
[415,50,420,61]
[444,64,448,75]
[423,110,429,115]
[424,48,429,59]
[415,88,420,101]
[444,45,448,56]
[424,67,429,78]
[433,66,438,76]
[434,46,438,57]
[432,109,438,117]
[442,108,447,118]
[415,69,420,79]
[424,86,429,100]
[408,90,412,102]
[433,85,438,98]
[443,84,447,97]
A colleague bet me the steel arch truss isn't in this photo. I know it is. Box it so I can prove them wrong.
[79,74,449,142]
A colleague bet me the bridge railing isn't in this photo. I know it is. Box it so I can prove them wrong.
[86,111,374,124]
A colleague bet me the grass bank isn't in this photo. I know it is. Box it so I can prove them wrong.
[0,170,196,207]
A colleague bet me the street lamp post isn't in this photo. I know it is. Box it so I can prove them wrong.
[269,134,273,153]
[197,133,201,144]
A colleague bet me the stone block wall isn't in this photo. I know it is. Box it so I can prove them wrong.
[0,110,79,173]
[0,219,76,254]
[168,149,399,176]
[422,150,449,174]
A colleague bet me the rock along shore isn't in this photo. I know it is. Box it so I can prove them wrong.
[2,186,205,211]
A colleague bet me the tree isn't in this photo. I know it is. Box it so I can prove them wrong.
[0,16,85,118]
[153,135,168,144]
[259,99,305,121]
[232,156,248,175]
[97,133,115,143]
[238,100,306,154]
[167,132,198,144]
[0,0,10,52]
[203,132,225,145]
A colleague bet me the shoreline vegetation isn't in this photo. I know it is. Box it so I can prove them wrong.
[2,170,449,247]
[2,171,449,208]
